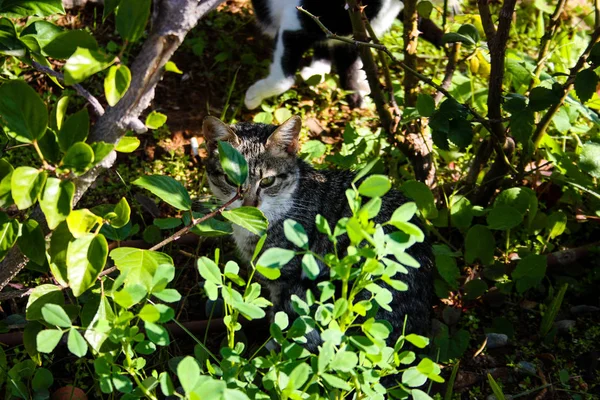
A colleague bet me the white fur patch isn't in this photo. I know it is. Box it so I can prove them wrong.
[246,3,302,109]
[300,59,331,82]
[371,0,403,37]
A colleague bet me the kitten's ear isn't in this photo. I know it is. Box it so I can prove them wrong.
[202,116,239,152]
[266,116,301,154]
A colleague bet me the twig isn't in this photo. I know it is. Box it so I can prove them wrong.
[529,0,569,91]
[435,43,460,105]
[31,60,105,117]
[532,27,600,149]
[98,190,241,278]
[477,0,496,42]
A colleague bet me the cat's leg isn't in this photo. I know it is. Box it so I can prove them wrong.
[245,28,314,109]
[300,42,331,82]
[332,44,370,108]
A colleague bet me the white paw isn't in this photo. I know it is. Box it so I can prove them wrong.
[300,60,332,82]
[245,81,267,110]
[356,68,371,96]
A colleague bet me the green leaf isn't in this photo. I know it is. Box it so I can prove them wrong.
[284,219,308,249]
[145,111,167,129]
[416,0,433,17]
[133,175,192,211]
[391,202,418,223]
[401,180,439,218]
[301,253,320,280]
[103,0,120,20]
[487,205,523,230]
[253,111,273,124]
[0,159,13,207]
[115,136,140,153]
[218,141,248,186]
[575,69,598,103]
[435,254,460,289]
[465,225,495,265]
[164,61,182,74]
[416,93,435,117]
[197,257,222,285]
[109,247,173,290]
[31,367,53,391]
[67,328,87,357]
[40,178,74,230]
[464,279,488,300]
[66,209,102,238]
[145,321,169,346]
[139,304,160,323]
[0,18,25,56]
[110,197,131,228]
[512,254,547,293]
[441,32,476,46]
[0,80,47,143]
[62,142,94,173]
[36,329,63,353]
[58,108,89,152]
[43,29,97,59]
[11,167,47,210]
[332,350,358,372]
[580,142,600,179]
[64,48,115,85]
[113,284,147,308]
[0,212,17,261]
[41,303,71,327]
[84,295,114,352]
[256,247,295,269]
[0,0,64,18]
[405,333,429,348]
[358,175,391,197]
[20,20,62,49]
[322,373,352,391]
[116,0,151,43]
[529,86,560,111]
[256,265,281,280]
[153,288,181,303]
[177,356,200,395]
[222,207,267,236]
[17,219,45,265]
[67,233,108,297]
[274,108,292,124]
[37,129,61,163]
[546,211,567,239]
[26,284,64,321]
[104,65,131,106]
[487,373,506,400]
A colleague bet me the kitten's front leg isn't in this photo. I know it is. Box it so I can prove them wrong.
[245,28,313,109]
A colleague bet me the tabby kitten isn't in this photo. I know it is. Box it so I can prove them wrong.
[245,0,444,110]
[202,116,433,348]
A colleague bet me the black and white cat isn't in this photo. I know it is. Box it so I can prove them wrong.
[245,0,445,109]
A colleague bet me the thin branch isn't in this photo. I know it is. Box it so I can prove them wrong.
[98,191,241,278]
[532,27,600,149]
[529,0,569,91]
[477,0,497,42]
[435,43,460,105]
[31,60,105,117]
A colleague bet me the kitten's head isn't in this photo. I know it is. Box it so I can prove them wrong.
[202,116,302,224]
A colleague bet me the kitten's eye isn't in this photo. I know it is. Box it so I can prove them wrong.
[223,174,237,186]
[259,176,276,188]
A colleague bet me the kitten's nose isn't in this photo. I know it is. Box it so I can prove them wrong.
[242,196,260,207]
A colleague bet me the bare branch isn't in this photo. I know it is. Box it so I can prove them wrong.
[477,0,496,42]
[434,43,460,106]
[31,60,105,116]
